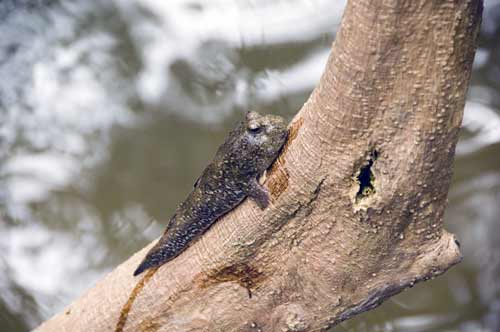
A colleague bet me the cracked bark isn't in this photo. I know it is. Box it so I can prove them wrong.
[36,0,482,331]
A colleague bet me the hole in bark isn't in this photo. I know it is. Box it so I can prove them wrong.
[356,150,378,201]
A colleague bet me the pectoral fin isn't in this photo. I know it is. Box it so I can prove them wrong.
[248,178,270,210]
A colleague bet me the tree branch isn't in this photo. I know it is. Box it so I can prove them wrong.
[36,0,482,331]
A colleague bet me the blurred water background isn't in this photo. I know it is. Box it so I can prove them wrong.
[0,0,499,331]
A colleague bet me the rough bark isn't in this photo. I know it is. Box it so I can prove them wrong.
[36,0,482,331]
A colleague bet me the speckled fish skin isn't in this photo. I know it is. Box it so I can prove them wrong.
[133,111,288,276]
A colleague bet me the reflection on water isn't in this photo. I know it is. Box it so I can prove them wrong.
[0,0,499,331]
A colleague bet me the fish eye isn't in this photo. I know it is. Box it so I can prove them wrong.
[248,123,263,133]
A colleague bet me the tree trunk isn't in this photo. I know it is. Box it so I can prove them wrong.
[36,0,482,331]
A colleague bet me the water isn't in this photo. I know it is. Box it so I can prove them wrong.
[0,1,499,331]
